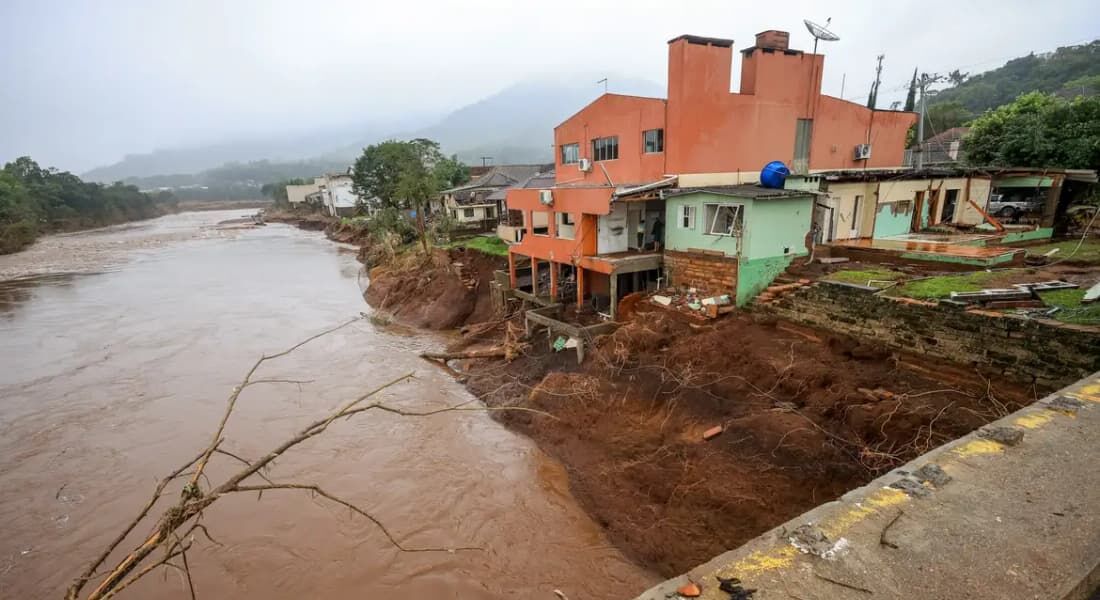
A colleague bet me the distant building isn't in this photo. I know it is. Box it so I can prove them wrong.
[286,181,323,206]
[320,171,360,217]
[436,164,549,230]
[904,127,970,167]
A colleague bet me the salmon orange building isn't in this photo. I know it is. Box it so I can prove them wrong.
[505,30,918,314]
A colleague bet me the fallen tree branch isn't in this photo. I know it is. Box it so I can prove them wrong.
[420,348,508,361]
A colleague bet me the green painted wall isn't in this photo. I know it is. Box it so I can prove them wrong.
[737,255,795,306]
[665,191,813,305]
[1000,227,1054,243]
[665,194,742,256]
[996,176,1053,188]
[665,192,813,260]
[873,203,912,238]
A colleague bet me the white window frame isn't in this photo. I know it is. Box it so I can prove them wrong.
[560,143,580,165]
[704,203,743,237]
[463,208,475,219]
[679,204,696,229]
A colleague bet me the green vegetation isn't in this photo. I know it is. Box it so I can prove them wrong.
[965,92,1100,170]
[930,40,1100,114]
[1013,238,1100,264]
[892,271,1002,300]
[446,235,509,257]
[823,268,905,288]
[0,157,176,254]
[351,139,469,252]
[1037,289,1100,325]
[117,159,350,202]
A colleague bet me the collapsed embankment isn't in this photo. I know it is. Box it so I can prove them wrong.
[459,307,1039,577]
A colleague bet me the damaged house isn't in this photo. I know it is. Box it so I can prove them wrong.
[435,164,547,231]
[504,29,916,317]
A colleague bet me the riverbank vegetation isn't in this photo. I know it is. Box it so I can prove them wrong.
[0,157,177,254]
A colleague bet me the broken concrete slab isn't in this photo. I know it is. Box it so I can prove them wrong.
[912,463,951,487]
[978,425,1025,446]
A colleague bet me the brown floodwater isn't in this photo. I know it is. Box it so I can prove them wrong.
[0,211,656,599]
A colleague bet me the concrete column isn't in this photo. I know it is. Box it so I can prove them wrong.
[610,272,618,320]
[549,261,558,300]
[531,258,539,296]
[507,252,517,289]
[576,266,585,308]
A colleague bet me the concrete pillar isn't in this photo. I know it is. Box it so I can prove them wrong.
[531,258,539,296]
[507,252,517,289]
[610,272,619,320]
[576,266,585,308]
[549,261,558,300]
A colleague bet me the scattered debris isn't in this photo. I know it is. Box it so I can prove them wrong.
[913,463,951,487]
[978,425,1025,446]
[879,510,904,549]
[818,257,850,264]
[889,477,932,498]
[676,581,702,597]
[788,524,849,560]
[652,295,673,306]
[814,572,873,594]
[702,425,724,441]
[717,577,756,600]
[1084,281,1100,304]
[1046,395,1084,414]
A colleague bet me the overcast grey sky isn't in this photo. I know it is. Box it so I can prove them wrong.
[2,0,1097,173]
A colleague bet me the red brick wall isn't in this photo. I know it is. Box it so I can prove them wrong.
[664,250,738,293]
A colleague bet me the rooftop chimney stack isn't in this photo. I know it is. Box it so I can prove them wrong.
[754,30,790,50]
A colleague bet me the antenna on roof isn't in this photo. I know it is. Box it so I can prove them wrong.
[597,78,608,93]
[803,17,839,55]
[480,156,493,167]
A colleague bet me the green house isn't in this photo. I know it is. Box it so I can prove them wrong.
[663,186,815,306]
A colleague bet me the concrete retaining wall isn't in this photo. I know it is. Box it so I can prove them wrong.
[762,281,1100,388]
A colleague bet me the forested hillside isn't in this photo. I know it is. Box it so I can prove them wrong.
[0,157,176,254]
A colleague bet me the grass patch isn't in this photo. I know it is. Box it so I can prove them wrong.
[1015,238,1100,264]
[1038,289,1100,325]
[445,235,509,257]
[892,271,1003,300]
[824,268,905,288]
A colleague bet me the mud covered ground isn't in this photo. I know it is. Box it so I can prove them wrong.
[364,246,505,329]
[460,306,1040,577]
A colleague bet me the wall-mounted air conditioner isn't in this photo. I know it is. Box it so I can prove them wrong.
[854,144,872,160]
[539,190,554,206]
[578,158,592,172]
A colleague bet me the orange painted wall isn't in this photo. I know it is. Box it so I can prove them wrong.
[554,94,667,186]
[810,96,916,169]
[506,187,602,264]
[665,37,917,174]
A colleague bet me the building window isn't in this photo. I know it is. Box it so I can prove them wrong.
[560,143,580,165]
[643,129,664,153]
[532,211,550,236]
[591,136,619,162]
[704,203,743,236]
[679,205,695,229]
[555,212,575,240]
[463,208,474,218]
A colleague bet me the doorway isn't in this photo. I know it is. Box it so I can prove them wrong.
[941,189,959,224]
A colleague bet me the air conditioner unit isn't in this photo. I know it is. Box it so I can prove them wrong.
[578,158,592,172]
[854,144,872,160]
[539,189,554,206]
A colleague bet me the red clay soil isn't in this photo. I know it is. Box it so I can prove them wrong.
[463,306,1039,577]
[365,247,505,329]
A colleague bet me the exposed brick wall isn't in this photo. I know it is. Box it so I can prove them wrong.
[664,250,738,293]
[762,281,1100,388]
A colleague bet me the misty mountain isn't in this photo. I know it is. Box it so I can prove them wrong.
[409,77,666,164]
[84,77,664,185]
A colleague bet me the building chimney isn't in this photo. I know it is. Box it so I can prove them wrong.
[754,30,789,50]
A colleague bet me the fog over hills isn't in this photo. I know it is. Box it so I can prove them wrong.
[82,76,664,183]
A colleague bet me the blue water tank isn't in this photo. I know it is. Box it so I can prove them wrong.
[760,161,791,189]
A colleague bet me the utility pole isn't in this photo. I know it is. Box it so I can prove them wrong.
[915,72,946,170]
[479,156,493,167]
[867,54,884,109]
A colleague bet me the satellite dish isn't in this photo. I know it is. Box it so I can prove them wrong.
[804,18,839,55]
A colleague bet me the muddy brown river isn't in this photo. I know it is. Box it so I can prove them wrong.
[0,211,656,599]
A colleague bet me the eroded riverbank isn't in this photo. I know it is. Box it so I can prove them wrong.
[0,211,656,599]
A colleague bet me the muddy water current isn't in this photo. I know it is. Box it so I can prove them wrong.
[0,211,655,599]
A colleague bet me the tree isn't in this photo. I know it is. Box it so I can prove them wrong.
[904,68,918,112]
[947,69,969,87]
[351,139,462,251]
[924,101,974,135]
[965,92,1100,170]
